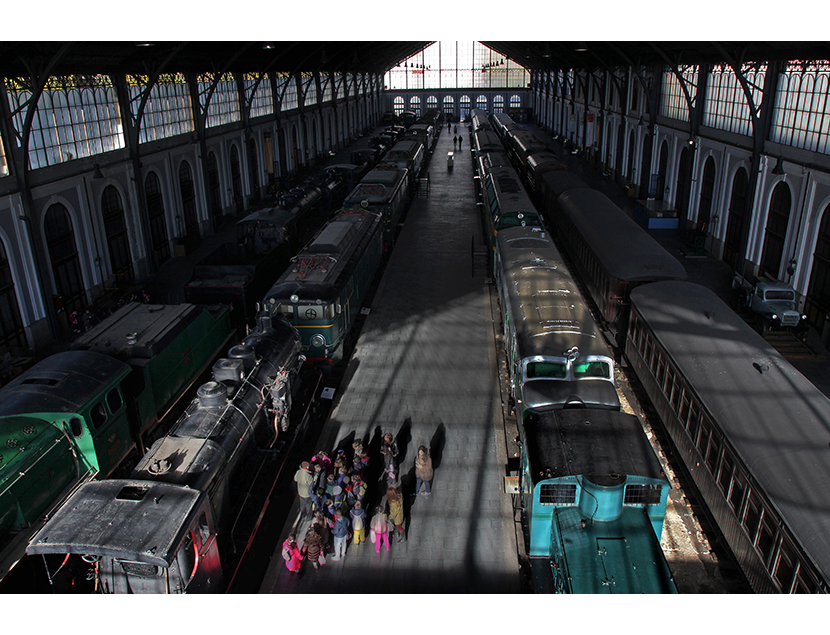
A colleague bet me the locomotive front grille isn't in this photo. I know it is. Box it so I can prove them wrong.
[780,313,799,327]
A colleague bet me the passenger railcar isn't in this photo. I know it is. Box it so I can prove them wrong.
[494,226,619,414]
[626,281,830,593]
[27,314,316,593]
[383,139,425,182]
[403,123,435,152]
[343,166,410,247]
[552,188,686,336]
[263,207,384,365]
[480,165,546,265]
[472,129,503,156]
[0,302,234,583]
[491,112,520,139]
[470,108,491,133]
[524,151,567,199]
[520,409,676,593]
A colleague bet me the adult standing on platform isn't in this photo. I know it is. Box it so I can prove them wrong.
[294,461,314,518]
[414,445,433,496]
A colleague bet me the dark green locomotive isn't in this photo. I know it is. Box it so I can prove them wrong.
[0,302,234,582]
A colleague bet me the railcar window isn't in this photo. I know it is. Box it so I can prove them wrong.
[677,394,690,425]
[757,517,776,566]
[540,483,577,504]
[669,374,682,410]
[526,361,567,379]
[687,405,701,442]
[728,469,746,513]
[573,361,610,379]
[717,455,734,496]
[106,388,123,414]
[655,357,666,386]
[774,540,797,592]
[90,401,108,429]
[624,484,663,505]
[743,491,762,543]
[794,570,819,594]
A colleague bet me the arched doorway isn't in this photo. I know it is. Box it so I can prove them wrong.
[144,172,170,265]
[44,204,86,329]
[248,139,260,204]
[698,157,716,229]
[100,185,133,283]
[230,144,243,215]
[0,237,27,349]
[639,132,651,196]
[722,167,749,271]
[206,152,222,226]
[178,160,199,242]
[656,140,668,201]
[805,203,830,326]
[626,129,636,184]
[760,181,792,279]
[675,147,690,227]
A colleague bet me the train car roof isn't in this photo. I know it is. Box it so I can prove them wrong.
[27,479,202,567]
[527,152,564,170]
[0,350,130,418]
[388,139,423,155]
[72,303,221,360]
[236,206,295,227]
[630,281,830,580]
[497,227,611,360]
[540,170,589,198]
[265,209,382,299]
[524,409,666,483]
[558,189,687,282]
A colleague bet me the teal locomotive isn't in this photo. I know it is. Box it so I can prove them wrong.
[263,207,384,365]
[0,302,234,585]
[520,409,677,593]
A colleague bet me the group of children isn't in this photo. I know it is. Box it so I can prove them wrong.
[283,433,434,574]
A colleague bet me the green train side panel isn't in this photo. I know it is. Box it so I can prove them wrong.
[73,303,234,434]
[142,305,234,423]
[0,416,82,535]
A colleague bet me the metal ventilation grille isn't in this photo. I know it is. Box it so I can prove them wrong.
[624,484,663,505]
[540,483,577,505]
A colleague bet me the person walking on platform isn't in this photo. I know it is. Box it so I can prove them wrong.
[282,533,303,574]
[414,445,434,496]
[371,504,390,552]
[331,508,350,560]
[387,487,405,542]
[458,135,462,149]
[294,461,314,518]
[301,524,324,570]
[350,500,367,545]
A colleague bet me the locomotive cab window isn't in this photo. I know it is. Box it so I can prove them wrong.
[89,401,108,429]
[573,361,610,379]
[106,387,123,414]
[526,360,567,379]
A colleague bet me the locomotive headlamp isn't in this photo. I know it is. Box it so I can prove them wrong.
[311,334,326,348]
[290,294,299,304]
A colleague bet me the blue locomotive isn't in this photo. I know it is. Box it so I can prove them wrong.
[27,313,316,593]
[520,409,676,593]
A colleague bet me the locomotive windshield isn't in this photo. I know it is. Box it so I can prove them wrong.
[765,290,795,302]
[573,361,611,379]
[526,361,567,379]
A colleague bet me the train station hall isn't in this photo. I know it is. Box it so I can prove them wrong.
[2,12,829,626]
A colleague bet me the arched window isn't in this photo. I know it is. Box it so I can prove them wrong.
[409,95,421,116]
[476,95,487,110]
[493,95,505,113]
[426,95,438,112]
[760,181,792,279]
[206,152,222,225]
[178,161,199,239]
[393,96,405,115]
[442,95,454,118]
[698,157,716,229]
[0,237,27,350]
[805,203,830,326]
[459,95,471,121]
[44,204,86,324]
[144,172,170,264]
[230,144,243,215]
[100,185,133,283]
[723,167,749,270]
[509,94,522,109]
